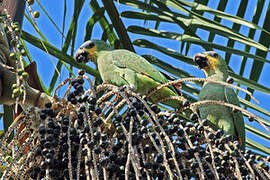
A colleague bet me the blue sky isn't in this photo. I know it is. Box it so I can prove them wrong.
[1,0,270,150]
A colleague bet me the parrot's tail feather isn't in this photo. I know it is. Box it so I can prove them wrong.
[191,100,270,134]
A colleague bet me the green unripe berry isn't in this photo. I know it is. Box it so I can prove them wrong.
[17,68,24,75]
[12,88,20,98]
[21,49,27,56]
[11,84,17,90]
[14,28,21,35]
[120,166,125,171]
[17,44,24,50]
[27,0,34,5]
[20,72,29,80]
[259,162,264,166]
[12,24,19,29]
[9,53,16,60]
[256,155,262,161]
[19,87,24,95]
[33,11,40,18]
[13,22,20,26]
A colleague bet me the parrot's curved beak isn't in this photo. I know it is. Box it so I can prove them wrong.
[193,53,209,69]
[75,46,97,63]
[74,49,90,63]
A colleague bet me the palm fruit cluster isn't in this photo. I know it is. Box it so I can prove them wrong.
[0,70,269,180]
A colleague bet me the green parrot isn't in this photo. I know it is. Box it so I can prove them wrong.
[193,51,245,148]
[75,40,182,108]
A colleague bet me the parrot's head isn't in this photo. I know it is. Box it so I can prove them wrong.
[193,51,227,76]
[75,40,113,63]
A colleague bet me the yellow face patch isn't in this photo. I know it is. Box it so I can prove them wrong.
[203,55,219,76]
[84,47,97,61]
[84,46,97,56]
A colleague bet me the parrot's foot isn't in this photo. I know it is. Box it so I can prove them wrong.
[118,85,136,92]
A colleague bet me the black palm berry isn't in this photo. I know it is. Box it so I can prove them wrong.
[39,124,46,135]
[182,100,190,107]
[46,134,54,142]
[70,128,77,135]
[215,129,223,138]
[208,132,215,140]
[128,107,137,117]
[40,112,47,120]
[205,155,212,162]
[47,109,56,118]
[248,116,255,122]
[100,158,109,167]
[70,98,77,105]
[83,126,90,133]
[100,141,109,149]
[80,137,87,145]
[71,79,77,87]
[191,161,199,169]
[62,125,68,133]
[143,144,150,154]
[87,141,95,149]
[63,118,69,126]
[77,112,84,120]
[88,104,95,111]
[44,141,52,149]
[224,134,232,142]
[109,153,118,161]
[63,168,69,177]
[77,118,84,126]
[190,113,198,122]
[138,110,144,117]
[45,102,52,108]
[76,85,84,93]
[155,153,163,163]
[141,119,148,126]
[131,98,141,109]
[93,118,103,127]
[150,104,160,114]
[226,77,234,84]
[118,133,125,140]
[177,128,184,136]
[47,119,55,128]
[201,119,208,126]
[77,77,84,84]
[95,107,102,115]
[94,147,102,154]
[79,105,86,112]
[88,97,97,105]
[78,69,85,76]
[114,114,122,122]
[46,127,54,134]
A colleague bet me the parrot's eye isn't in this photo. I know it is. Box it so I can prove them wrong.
[213,52,218,58]
[85,41,95,49]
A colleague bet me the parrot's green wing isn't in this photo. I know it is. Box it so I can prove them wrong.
[97,49,181,108]
[224,87,246,148]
